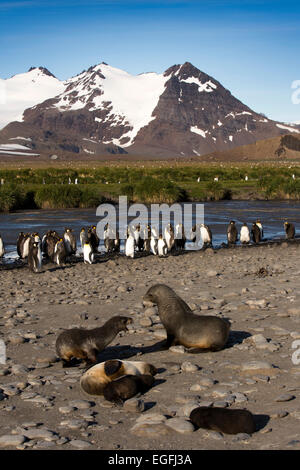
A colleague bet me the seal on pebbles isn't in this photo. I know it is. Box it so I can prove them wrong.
[103,374,155,406]
[80,359,157,396]
[190,407,256,435]
[143,284,230,352]
[56,316,133,366]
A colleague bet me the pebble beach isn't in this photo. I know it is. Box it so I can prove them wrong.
[0,241,300,450]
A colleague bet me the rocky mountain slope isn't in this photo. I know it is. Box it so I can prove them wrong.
[0,62,299,159]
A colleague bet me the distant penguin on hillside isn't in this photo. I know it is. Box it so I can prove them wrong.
[80,227,87,250]
[284,221,295,239]
[175,223,186,250]
[0,234,4,258]
[200,224,212,247]
[54,238,67,266]
[83,241,94,264]
[125,228,135,258]
[164,224,175,252]
[251,223,261,244]
[28,241,42,273]
[64,228,76,256]
[255,219,264,239]
[227,221,238,245]
[157,234,168,257]
[240,223,250,244]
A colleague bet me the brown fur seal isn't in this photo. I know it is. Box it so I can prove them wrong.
[80,359,157,396]
[190,406,256,435]
[56,316,133,366]
[103,374,154,406]
[143,284,230,352]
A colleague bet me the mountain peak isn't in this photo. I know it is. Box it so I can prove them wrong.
[28,66,56,78]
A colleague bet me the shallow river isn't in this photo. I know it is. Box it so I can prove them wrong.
[0,200,299,260]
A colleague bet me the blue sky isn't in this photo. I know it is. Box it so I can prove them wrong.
[1,0,300,123]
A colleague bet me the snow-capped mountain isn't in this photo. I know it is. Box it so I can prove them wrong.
[0,61,299,159]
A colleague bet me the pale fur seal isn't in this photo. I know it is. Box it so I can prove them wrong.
[103,374,154,406]
[190,407,256,435]
[80,359,157,396]
[143,284,230,352]
[56,316,133,366]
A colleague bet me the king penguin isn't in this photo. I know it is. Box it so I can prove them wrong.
[240,223,250,244]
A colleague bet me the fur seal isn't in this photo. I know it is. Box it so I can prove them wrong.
[240,223,250,244]
[284,221,295,239]
[80,359,157,396]
[227,221,238,245]
[103,374,154,406]
[190,407,256,435]
[251,223,261,244]
[56,316,133,366]
[143,284,230,352]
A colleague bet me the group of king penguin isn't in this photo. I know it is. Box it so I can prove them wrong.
[0,219,296,272]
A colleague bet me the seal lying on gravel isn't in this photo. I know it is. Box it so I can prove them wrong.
[190,407,256,435]
[80,359,157,396]
[103,374,155,406]
[56,316,133,366]
[143,284,230,352]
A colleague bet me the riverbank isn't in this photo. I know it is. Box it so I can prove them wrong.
[0,164,300,211]
[0,241,300,450]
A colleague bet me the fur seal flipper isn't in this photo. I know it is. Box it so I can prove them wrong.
[143,284,230,352]
[190,407,256,435]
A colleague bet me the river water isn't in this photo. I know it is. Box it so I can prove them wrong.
[0,200,299,260]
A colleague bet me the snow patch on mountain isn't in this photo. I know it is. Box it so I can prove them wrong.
[276,123,300,133]
[0,67,65,129]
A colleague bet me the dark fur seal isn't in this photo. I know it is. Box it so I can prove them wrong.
[56,316,133,366]
[103,374,154,406]
[143,284,230,352]
[190,407,256,435]
[80,359,157,396]
[284,221,295,239]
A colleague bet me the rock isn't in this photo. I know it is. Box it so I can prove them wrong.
[8,335,25,345]
[11,364,29,375]
[241,361,277,374]
[169,345,186,354]
[275,394,295,402]
[288,308,300,316]
[68,399,93,410]
[232,433,251,442]
[144,307,157,317]
[69,440,92,449]
[135,413,167,425]
[130,422,171,437]
[24,428,56,441]
[212,388,231,398]
[123,398,145,413]
[178,402,200,418]
[139,317,153,327]
[181,362,199,373]
[0,435,26,447]
[165,418,195,434]
[59,406,75,414]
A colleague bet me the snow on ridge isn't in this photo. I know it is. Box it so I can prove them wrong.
[0,68,65,130]
[181,76,216,93]
[276,123,300,134]
[190,126,207,138]
[0,143,30,150]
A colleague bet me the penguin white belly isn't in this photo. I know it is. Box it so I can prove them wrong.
[157,239,167,256]
[37,245,42,269]
[150,237,158,255]
[165,231,171,249]
[240,227,250,243]
[125,236,135,258]
[23,238,30,258]
[64,234,71,253]
[200,227,210,243]
[83,244,93,264]
[0,238,4,257]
